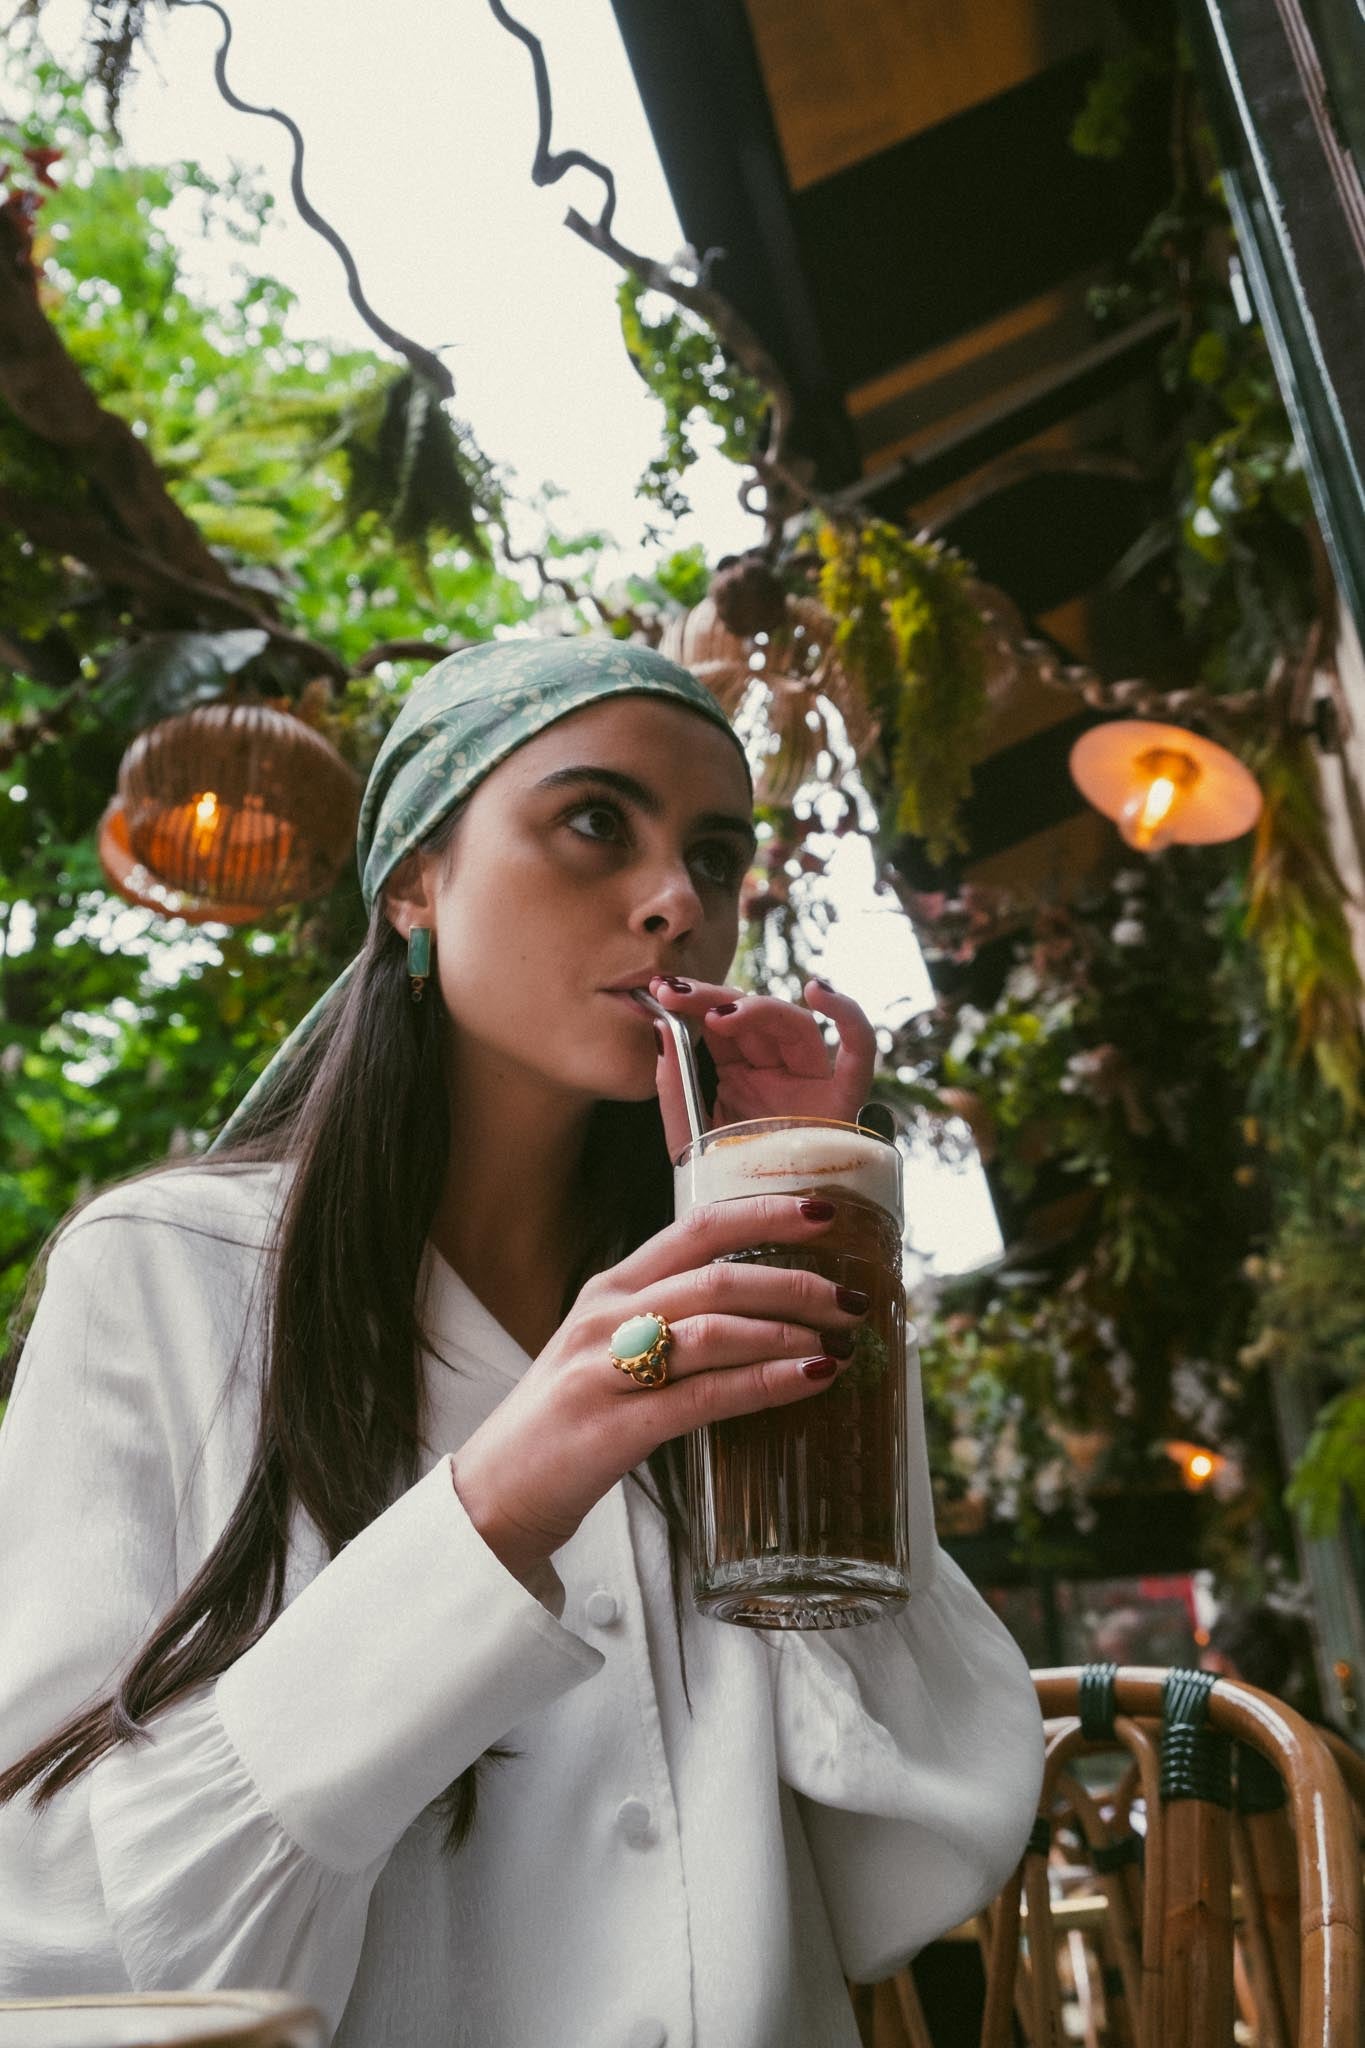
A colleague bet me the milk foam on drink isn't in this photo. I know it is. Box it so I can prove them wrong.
[674,1119,900,1222]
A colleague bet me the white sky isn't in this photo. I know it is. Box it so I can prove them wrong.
[24,0,1003,1276]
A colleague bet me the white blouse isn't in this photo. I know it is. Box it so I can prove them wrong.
[0,1163,1043,2048]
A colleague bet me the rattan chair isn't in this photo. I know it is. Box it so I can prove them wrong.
[0,1990,324,2047]
[849,1664,1364,2048]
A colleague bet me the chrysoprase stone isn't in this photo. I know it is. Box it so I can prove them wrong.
[611,1314,663,1359]
[407,926,432,976]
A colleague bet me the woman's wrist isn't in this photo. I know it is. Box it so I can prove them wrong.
[447,1449,557,1592]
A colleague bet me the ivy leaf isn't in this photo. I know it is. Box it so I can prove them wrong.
[94,627,270,724]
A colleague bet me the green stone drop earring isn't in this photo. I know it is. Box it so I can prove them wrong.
[407,925,433,1003]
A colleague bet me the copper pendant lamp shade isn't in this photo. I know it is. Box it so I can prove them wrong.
[116,702,362,915]
[97,796,262,925]
[1069,718,1262,852]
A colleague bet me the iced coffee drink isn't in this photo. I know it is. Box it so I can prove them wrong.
[674,1116,911,1629]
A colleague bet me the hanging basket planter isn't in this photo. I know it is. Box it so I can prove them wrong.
[97,796,262,926]
[116,701,362,916]
[659,592,879,806]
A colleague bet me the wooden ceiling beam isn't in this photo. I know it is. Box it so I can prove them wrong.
[837,308,1177,518]
[609,0,861,484]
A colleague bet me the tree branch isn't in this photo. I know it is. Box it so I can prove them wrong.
[489,515,657,643]
[174,0,456,400]
[0,486,348,678]
[352,636,473,673]
[0,207,238,588]
[485,0,619,239]
[485,0,822,547]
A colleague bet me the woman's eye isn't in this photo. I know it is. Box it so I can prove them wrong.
[691,842,745,889]
[567,802,625,844]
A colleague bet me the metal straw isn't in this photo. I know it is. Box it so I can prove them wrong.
[630,987,707,1145]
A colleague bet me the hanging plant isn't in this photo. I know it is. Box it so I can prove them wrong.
[815,517,990,860]
[1241,1139,1365,1533]
[1243,728,1365,1112]
[658,563,880,808]
[337,368,493,562]
[616,272,770,521]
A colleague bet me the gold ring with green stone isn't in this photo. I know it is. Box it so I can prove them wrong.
[608,1311,673,1389]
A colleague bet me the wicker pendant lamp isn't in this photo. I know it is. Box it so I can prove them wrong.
[97,796,262,926]
[659,588,878,806]
[110,701,362,920]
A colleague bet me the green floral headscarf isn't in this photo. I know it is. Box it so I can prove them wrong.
[211,637,747,1148]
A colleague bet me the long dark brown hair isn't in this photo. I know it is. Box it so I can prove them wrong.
[0,804,701,1846]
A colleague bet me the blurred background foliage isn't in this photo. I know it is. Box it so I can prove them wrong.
[0,51,537,1312]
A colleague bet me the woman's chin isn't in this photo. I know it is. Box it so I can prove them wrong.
[603,1066,663,1106]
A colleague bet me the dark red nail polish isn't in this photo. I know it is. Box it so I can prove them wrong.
[801,1355,838,1381]
[799,1199,836,1221]
[836,1286,869,1314]
[823,1329,855,1358]
[663,976,692,992]
[652,1022,666,1055]
[812,976,835,991]
[711,1001,739,1016]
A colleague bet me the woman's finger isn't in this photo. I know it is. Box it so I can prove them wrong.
[610,1311,827,1387]
[804,977,878,1107]
[702,993,832,1080]
[609,1192,840,1293]
[648,974,742,1019]
[645,1258,868,1344]
[645,1346,851,1433]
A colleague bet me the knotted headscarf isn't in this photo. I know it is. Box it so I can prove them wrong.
[211,637,747,1147]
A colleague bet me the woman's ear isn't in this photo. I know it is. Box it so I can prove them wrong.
[380,849,436,942]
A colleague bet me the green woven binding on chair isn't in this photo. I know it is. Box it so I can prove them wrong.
[1160,1667,1232,1806]
[1233,1739,1287,1815]
[1028,1816,1053,1856]
[1078,1660,1120,1741]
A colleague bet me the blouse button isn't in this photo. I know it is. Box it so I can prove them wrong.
[585,1589,620,1627]
[615,1797,654,1846]
[627,2023,667,2048]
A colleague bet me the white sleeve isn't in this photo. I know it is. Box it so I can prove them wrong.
[770,1344,1044,1982]
[0,1214,602,2033]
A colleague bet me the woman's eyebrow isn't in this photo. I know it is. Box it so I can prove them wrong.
[534,766,757,850]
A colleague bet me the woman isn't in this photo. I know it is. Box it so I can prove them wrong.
[0,640,1042,2046]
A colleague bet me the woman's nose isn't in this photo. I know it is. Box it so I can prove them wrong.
[634,862,704,940]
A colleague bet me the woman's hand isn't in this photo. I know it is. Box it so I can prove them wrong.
[647,973,878,1159]
[449,1195,868,1587]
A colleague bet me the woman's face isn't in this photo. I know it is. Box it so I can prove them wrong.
[392,696,754,1104]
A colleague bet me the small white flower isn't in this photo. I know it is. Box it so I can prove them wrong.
[1111,918,1146,946]
[1005,964,1041,1002]
[1209,469,1243,516]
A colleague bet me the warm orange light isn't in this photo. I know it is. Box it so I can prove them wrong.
[1163,1438,1226,1490]
[1116,747,1201,850]
[1070,720,1262,854]
[192,790,219,855]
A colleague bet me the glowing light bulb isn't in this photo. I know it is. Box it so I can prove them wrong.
[1116,748,1200,852]
[191,790,220,857]
[1164,1439,1223,1490]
